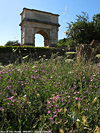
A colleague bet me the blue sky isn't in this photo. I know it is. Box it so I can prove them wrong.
[0,0,100,46]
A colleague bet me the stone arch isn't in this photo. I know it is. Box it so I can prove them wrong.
[20,8,60,47]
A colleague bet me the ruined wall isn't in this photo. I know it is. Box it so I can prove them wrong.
[77,40,100,62]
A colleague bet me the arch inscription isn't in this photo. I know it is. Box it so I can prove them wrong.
[20,8,60,47]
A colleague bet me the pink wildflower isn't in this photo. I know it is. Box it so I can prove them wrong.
[48,110,51,114]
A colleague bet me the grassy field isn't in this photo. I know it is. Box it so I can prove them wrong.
[0,55,100,132]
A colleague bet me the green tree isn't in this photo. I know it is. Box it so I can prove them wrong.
[65,12,100,45]
[58,12,100,48]
[57,38,67,47]
[5,40,20,46]
[66,12,95,44]
[93,13,100,41]
[57,38,76,50]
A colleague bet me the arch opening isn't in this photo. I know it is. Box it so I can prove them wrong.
[34,30,49,47]
[35,34,44,47]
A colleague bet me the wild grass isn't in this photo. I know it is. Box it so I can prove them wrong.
[0,55,100,132]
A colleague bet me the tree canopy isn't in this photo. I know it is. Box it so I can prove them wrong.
[66,12,100,44]
[57,12,100,48]
[5,40,20,46]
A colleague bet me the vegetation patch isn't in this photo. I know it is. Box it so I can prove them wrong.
[0,56,100,132]
[0,46,66,65]
[66,52,76,59]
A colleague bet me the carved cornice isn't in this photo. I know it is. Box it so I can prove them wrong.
[19,18,60,27]
[20,8,59,16]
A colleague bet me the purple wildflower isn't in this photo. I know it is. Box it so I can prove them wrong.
[11,99,15,102]
[49,117,53,120]
[48,110,51,114]
[55,95,60,99]
[53,115,57,118]
[75,129,78,133]
[84,109,88,111]
[75,97,81,101]
[48,101,51,105]
[70,130,72,133]
[51,120,54,124]
[52,100,55,103]
[75,97,78,100]
[53,111,56,114]
[57,109,61,112]
[55,105,58,107]
[48,130,52,133]
[8,96,14,100]
[0,107,3,110]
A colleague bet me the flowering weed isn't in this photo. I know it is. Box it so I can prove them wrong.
[0,57,100,132]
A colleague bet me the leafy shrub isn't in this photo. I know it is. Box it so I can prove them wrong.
[57,38,76,50]
[66,52,76,59]
[0,46,66,65]
[5,40,20,46]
